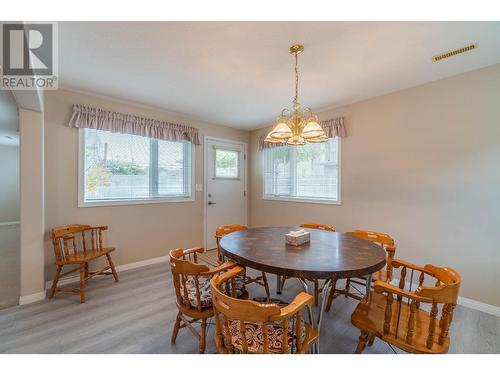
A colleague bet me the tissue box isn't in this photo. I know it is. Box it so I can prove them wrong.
[285,230,310,246]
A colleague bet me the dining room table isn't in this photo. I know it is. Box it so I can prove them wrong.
[219,226,387,353]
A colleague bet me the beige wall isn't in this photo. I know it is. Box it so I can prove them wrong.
[249,64,500,307]
[19,108,45,297]
[42,65,500,307]
[43,89,250,280]
[0,145,19,222]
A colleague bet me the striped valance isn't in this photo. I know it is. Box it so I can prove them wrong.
[259,116,346,151]
[69,104,200,145]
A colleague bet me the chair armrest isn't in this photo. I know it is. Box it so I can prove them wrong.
[271,292,314,320]
[386,244,396,254]
[200,261,238,276]
[179,247,205,256]
[391,259,427,273]
[374,280,432,303]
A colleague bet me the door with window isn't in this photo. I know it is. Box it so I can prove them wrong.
[205,138,246,249]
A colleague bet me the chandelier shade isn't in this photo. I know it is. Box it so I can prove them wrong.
[305,134,328,143]
[268,120,293,139]
[286,135,306,146]
[264,44,327,146]
[302,117,325,139]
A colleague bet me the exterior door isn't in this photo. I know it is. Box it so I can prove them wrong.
[205,138,246,249]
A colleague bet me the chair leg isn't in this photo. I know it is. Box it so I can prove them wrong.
[368,334,375,346]
[49,265,62,299]
[345,278,351,297]
[325,279,338,312]
[171,311,182,343]
[106,254,119,282]
[261,272,270,300]
[79,263,86,303]
[355,330,369,354]
[84,262,89,279]
[199,318,207,354]
[313,279,319,306]
[280,276,287,291]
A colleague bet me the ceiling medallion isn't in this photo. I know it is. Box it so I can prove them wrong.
[264,44,327,146]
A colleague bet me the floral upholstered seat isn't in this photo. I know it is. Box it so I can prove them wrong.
[181,275,245,308]
[228,320,299,354]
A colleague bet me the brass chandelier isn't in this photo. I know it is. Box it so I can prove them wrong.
[264,44,327,146]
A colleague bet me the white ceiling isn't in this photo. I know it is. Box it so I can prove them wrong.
[0,90,18,147]
[59,22,500,129]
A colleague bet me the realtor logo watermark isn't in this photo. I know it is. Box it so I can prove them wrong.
[1,22,58,90]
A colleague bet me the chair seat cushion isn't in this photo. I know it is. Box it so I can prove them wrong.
[228,320,297,354]
[182,275,245,309]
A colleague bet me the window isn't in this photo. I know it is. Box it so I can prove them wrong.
[263,137,340,203]
[215,148,239,178]
[80,129,192,206]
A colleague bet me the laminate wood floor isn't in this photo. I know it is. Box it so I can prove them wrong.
[0,225,20,309]
[0,262,498,354]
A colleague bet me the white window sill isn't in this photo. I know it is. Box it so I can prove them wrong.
[78,197,195,208]
[263,195,341,205]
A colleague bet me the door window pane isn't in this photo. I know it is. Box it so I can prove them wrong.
[215,149,239,178]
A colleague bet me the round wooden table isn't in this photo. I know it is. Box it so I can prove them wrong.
[219,226,387,353]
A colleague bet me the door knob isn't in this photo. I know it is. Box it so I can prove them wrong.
[208,201,216,205]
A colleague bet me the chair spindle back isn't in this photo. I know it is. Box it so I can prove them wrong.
[51,224,107,263]
[346,230,396,279]
[211,266,316,354]
[169,248,211,312]
[215,224,249,259]
[375,260,461,350]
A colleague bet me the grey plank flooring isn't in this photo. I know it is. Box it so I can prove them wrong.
[0,262,498,354]
[0,225,20,309]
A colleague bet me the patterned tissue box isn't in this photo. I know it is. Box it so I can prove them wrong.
[285,229,310,246]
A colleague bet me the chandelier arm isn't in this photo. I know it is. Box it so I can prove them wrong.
[281,108,291,117]
[303,107,314,118]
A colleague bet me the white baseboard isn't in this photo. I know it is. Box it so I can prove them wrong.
[19,291,46,305]
[458,296,500,317]
[44,254,170,290]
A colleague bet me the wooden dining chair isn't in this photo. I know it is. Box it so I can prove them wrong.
[49,224,119,303]
[280,223,336,305]
[300,223,337,232]
[215,224,270,300]
[325,229,396,311]
[169,247,247,353]
[351,259,461,354]
[211,265,319,354]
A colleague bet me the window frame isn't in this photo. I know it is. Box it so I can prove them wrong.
[262,137,342,205]
[78,128,195,207]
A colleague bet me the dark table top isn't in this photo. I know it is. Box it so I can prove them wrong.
[219,226,386,280]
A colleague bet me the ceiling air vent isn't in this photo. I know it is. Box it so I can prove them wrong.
[432,43,478,62]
